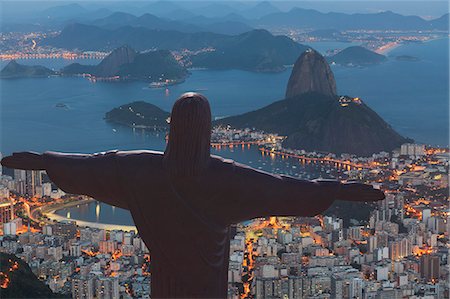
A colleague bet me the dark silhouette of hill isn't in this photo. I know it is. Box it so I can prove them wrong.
[0,253,69,298]
[0,60,56,78]
[43,23,225,51]
[105,101,170,128]
[191,29,308,71]
[286,49,337,97]
[428,13,449,30]
[241,1,280,19]
[61,46,187,80]
[216,50,409,156]
[328,46,387,66]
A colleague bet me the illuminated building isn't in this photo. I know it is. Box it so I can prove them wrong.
[49,221,77,240]
[422,209,431,223]
[99,240,116,254]
[72,276,94,299]
[3,218,22,235]
[0,198,14,224]
[389,238,412,260]
[400,143,425,157]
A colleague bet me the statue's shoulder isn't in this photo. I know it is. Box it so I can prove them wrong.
[115,150,164,165]
[209,155,236,172]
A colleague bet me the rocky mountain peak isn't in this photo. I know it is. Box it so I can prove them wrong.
[285,49,337,98]
[95,45,137,77]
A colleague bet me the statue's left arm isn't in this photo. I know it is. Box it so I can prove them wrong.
[216,159,384,224]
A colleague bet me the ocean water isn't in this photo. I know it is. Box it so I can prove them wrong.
[1,38,448,224]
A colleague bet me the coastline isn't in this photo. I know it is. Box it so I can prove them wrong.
[375,41,402,54]
[42,199,137,232]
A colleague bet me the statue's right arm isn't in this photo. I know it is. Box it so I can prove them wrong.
[1,151,130,209]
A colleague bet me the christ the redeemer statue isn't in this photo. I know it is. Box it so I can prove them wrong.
[2,93,384,298]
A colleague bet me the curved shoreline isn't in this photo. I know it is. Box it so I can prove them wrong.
[43,199,137,232]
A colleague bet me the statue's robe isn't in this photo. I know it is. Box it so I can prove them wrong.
[43,150,339,298]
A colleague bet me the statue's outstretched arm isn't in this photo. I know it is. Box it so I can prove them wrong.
[221,161,384,223]
[1,151,129,210]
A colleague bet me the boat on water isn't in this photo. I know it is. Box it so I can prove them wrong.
[149,78,185,88]
[55,103,68,109]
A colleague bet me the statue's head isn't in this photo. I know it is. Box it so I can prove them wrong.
[164,92,212,176]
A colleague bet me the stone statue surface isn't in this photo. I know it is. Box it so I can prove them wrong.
[1,93,384,298]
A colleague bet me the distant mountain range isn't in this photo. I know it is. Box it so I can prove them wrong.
[2,2,447,33]
[61,46,188,81]
[89,11,253,35]
[328,46,387,66]
[45,26,309,72]
[0,60,56,78]
[254,9,448,31]
[217,50,409,156]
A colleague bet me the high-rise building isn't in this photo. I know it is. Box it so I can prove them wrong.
[3,218,22,235]
[26,170,42,197]
[70,243,82,257]
[287,276,302,299]
[400,143,425,157]
[95,277,120,299]
[331,276,346,298]
[99,240,117,254]
[389,238,412,260]
[422,209,431,223]
[420,254,440,282]
[255,277,282,299]
[375,266,389,281]
[72,276,94,299]
[50,221,77,240]
[13,170,42,197]
[14,169,26,195]
[349,278,363,299]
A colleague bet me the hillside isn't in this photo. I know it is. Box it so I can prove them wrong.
[61,46,187,81]
[328,46,387,66]
[216,50,409,156]
[190,29,308,72]
[0,60,56,78]
[0,253,68,298]
[105,101,170,128]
